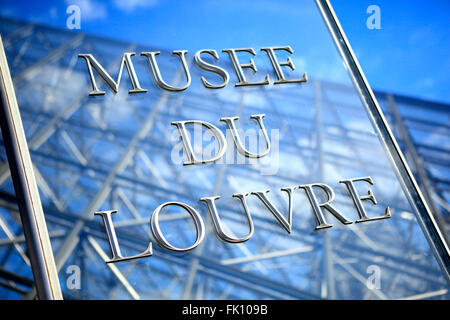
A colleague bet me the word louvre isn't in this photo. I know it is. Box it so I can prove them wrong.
[96,176,391,263]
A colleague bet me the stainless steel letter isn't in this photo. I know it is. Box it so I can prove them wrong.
[222,48,269,86]
[141,50,191,91]
[194,49,230,89]
[339,176,391,223]
[220,114,271,158]
[95,210,153,263]
[151,202,205,252]
[260,46,308,84]
[200,193,254,243]
[299,183,352,230]
[78,52,147,96]
[251,187,297,233]
[171,120,227,165]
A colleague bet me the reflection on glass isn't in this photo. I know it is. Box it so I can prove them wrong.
[0,0,448,300]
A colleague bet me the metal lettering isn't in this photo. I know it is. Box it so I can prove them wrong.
[94,210,153,263]
[251,187,297,233]
[200,193,254,243]
[339,176,391,223]
[220,114,271,158]
[141,50,191,91]
[222,48,269,86]
[299,183,352,230]
[150,202,205,252]
[261,46,307,84]
[194,49,230,89]
[78,52,147,96]
[171,120,227,165]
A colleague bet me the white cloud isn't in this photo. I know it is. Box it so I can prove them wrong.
[112,0,159,13]
[65,0,107,20]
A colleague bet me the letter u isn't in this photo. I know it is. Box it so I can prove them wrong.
[200,193,254,243]
[220,114,271,158]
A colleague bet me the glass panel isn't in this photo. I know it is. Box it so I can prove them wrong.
[0,0,448,299]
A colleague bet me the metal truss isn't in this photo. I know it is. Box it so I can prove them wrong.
[0,16,448,300]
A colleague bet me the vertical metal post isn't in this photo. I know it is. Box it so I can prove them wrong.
[0,36,63,300]
[314,79,336,299]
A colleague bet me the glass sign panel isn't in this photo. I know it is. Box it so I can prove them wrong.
[0,0,448,300]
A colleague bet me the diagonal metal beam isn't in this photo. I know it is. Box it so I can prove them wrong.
[87,236,140,299]
[0,215,30,265]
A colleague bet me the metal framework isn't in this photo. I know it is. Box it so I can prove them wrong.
[0,14,448,300]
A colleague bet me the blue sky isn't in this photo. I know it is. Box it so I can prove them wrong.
[0,0,449,104]
[332,0,450,104]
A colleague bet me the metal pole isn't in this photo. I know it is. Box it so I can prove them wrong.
[0,35,62,300]
[315,0,450,282]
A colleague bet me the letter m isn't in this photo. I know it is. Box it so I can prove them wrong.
[78,53,147,96]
